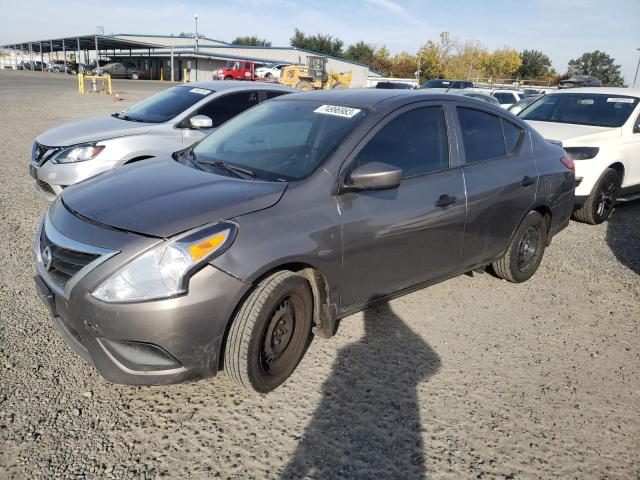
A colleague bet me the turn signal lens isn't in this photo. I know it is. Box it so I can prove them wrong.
[187,232,228,261]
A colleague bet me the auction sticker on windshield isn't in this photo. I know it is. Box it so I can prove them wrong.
[190,88,211,95]
[314,105,362,118]
[606,97,636,103]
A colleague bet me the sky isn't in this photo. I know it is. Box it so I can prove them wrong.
[1,0,639,83]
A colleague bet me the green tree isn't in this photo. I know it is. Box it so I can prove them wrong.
[290,28,344,57]
[371,46,392,75]
[568,50,624,86]
[417,40,443,81]
[344,41,376,65]
[231,36,272,47]
[517,50,552,79]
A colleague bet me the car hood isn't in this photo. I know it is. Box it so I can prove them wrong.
[36,115,154,147]
[61,157,288,238]
[525,121,621,145]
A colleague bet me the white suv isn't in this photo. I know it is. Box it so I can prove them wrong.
[491,89,526,109]
[520,87,640,224]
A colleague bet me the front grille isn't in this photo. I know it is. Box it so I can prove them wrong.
[36,179,56,196]
[40,230,100,289]
[32,142,61,166]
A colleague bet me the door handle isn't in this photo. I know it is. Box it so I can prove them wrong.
[521,175,535,187]
[435,194,457,208]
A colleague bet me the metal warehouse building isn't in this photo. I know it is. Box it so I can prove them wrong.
[2,33,379,87]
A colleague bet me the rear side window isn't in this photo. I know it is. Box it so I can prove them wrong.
[493,92,516,104]
[198,91,261,127]
[355,106,449,178]
[502,119,524,154]
[457,107,506,163]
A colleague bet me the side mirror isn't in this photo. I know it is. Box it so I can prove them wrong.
[345,161,402,191]
[190,115,213,129]
[634,122,640,134]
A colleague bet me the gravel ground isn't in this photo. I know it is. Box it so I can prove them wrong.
[0,70,639,480]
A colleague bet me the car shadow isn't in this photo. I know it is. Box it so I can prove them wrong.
[280,301,441,479]
[607,202,640,275]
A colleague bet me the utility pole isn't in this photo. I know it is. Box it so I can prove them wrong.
[633,48,640,88]
[194,14,199,52]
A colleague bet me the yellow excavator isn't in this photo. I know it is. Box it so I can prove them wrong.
[279,56,352,91]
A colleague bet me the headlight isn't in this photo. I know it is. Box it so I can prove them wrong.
[92,222,236,303]
[564,147,599,160]
[52,143,105,164]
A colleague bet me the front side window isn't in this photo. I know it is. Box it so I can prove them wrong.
[197,91,260,127]
[355,107,449,178]
[191,100,367,181]
[458,107,507,163]
[116,86,214,123]
[519,93,639,128]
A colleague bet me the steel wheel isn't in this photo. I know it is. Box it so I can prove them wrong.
[260,295,305,376]
[516,225,542,272]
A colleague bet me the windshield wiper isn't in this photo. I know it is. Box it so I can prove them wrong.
[194,159,256,179]
[111,112,145,122]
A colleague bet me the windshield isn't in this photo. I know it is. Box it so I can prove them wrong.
[519,93,639,127]
[191,100,368,181]
[421,79,469,89]
[117,86,213,123]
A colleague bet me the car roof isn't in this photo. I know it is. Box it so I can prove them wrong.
[181,80,296,92]
[272,88,517,111]
[550,87,640,97]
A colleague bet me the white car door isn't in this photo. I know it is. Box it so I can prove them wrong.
[619,108,640,189]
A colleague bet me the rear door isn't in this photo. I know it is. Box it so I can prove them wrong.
[339,102,466,310]
[454,105,537,269]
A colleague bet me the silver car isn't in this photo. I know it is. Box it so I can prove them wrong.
[29,81,296,199]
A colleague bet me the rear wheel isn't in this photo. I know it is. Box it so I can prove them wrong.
[296,80,313,91]
[332,82,348,89]
[492,211,547,283]
[573,168,621,225]
[224,271,313,393]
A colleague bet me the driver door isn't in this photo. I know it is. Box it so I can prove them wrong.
[338,103,466,310]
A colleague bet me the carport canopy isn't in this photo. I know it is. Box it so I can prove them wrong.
[3,34,161,54]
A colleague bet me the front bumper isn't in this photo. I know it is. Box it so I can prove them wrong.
[34,209,251,385]
[30,156,118,200]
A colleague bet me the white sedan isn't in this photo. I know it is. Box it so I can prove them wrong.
[255,63,290,79]
[520,87,640,224]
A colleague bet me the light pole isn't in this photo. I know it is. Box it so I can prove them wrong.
[194,14,199,52]
[633,48,640,88]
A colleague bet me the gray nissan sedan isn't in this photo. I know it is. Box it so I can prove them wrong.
[34,90,575,393]
[30,81,295,199]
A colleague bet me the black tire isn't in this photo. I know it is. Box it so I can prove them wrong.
[573,168,621,225]
[332,82,348,89]
[265,72,272,79]
[130,72,139,80]
[224,271,313,393]
[492,211,547,283]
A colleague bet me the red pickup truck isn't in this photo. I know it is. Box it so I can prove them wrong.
[213,60,257,80]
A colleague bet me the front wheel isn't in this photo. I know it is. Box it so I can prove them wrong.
[295,80,313,91]
[492,211,547,283]
[573,168,621,225]
[224,271,313,393]
[130,72,139,80]
[264,72,272,79]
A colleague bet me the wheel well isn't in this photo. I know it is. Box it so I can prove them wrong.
[124,155,154,164]
[532,205,553,244]
[608,162,624,180]
[217,263,333,371]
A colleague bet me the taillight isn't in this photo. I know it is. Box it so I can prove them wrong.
[560,156,575,173]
